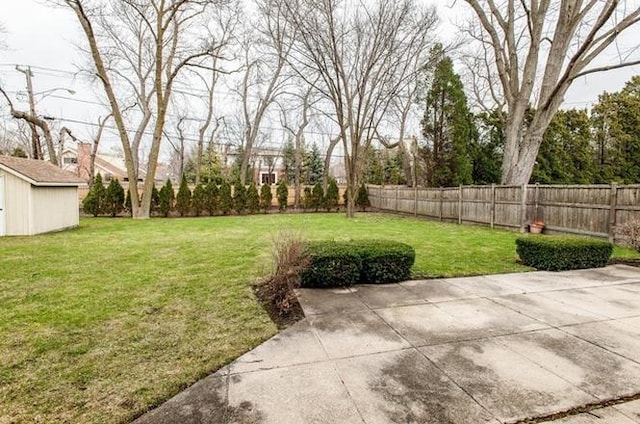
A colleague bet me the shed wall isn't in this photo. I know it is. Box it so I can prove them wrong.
[0,169,31,236]
[30,186,79,235]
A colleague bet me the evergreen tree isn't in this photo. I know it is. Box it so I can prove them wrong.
[259,183,273,212]
[233,182,247,214]
[420,46,474,187]
[192,183,207,217]
[362,145,384,185]
[247,183,260,214]
[204,181,219,215]
[82,173,106,217]
[104,179,125,217]
[470,110,503,185]
[219,180,233,215]
[311,182,325,212]
[355,183,371,212]
[151,185,160,214]
[176,174,192,217]
[303,186,313,210]
[383,151,407,185]
[282,140,297,184]
[325,178,340,211]
[124,189,132,217]
[276,180,288,211]
[532,109,595,184]
[303,143,324,185]
[158,179,175,217]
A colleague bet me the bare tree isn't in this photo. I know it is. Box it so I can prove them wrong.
[464,0,640,185]
[281,0,438,217]
[235,0,292,185]
[58,0,228,218]
[86,114,112,185]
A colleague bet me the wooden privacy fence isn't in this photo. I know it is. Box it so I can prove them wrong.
[368,184,640,243]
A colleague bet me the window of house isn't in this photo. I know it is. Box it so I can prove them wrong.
[63,157,78,164]
[261,173,276,185]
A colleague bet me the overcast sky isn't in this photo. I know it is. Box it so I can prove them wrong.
[2,0,640,154]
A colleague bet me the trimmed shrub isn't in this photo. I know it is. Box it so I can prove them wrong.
[192,183,207,216]
[325,178,339,211]
[176,174,192,217]
[233,182,247,214]
[219,180,233,215]
[104,179,125,217]
[205,181,219,215]
[311,183,324,211]
[259,183,272,212]
[516,236,613,271]
[356,183,370,211]
[247,183,260,214]
[300,241,362,288]
[352,240,415,284]
[276,180,288,212]
[83,174,106,217]
[300,240,416,288]
[158,179,175,217]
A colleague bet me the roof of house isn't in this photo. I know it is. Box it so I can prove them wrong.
[0,155,86,187]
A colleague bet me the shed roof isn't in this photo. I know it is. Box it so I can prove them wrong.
[0,155,86,187]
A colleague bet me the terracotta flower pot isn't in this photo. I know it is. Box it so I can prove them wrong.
[529,222,544,234]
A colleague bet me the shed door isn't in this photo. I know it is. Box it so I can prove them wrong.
[0,175,5,236]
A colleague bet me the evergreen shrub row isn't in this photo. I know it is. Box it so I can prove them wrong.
[516,236,613,271]
[300,240,415,288]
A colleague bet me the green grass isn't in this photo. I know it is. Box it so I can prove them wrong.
[0,213,637,423]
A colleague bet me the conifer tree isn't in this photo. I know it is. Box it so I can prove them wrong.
[325,178,339,211]
[311,183,324,212]
[259,183,273,212]
[219,180,233,215]
[355,183,370,212]
[233,182,247,214]
[176,174,192,217]
[151,185,160,214]
[192,183,207,217]
[276,180,288,212]
[247,183,260,214]
[204,181,219,215]
[303,186,313,210]
[104,179,125,217]
[82,173,106,217]
[158,179,175,217]
[124,189,132,217]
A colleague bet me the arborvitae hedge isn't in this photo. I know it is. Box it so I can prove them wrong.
[192,183,206,216]
[233,182,247,214]
[83,174,106,217]
[260,183,272,212]
[219,180,233,215]
[325,178,339,211]
[104,179,125,217]
[356,183,370,211]
[205,181,219,215]
[516,236,613,271]
[300,240,415,288]
[159,179,175,217]
[247,183,260,214]
[311,183,324,211]
[277,180,288,211]
[176,175,192,217]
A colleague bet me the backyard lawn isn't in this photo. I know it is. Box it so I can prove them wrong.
[1,213,637,423]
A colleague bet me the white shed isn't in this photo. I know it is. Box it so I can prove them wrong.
[0,155,85,236]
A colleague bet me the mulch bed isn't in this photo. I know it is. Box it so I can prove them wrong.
[252,283,305,330]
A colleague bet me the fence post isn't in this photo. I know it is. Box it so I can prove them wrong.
[439,188,444,221]
[490,184,496,228]
[379,185,383,210]
[395,186,399,211]
[520,184,528,233]
[608,183,618,243]
[458,185,463,225]
[414,185,418,217]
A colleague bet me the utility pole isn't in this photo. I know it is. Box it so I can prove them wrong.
[16,66,42,160]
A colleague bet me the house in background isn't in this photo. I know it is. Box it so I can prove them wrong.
[60,143,145,183]
[0,155,85,236]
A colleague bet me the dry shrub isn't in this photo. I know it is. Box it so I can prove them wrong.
[619,220,640,252]
[263,231,310,316]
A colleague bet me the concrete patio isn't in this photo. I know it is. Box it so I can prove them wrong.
[135,265,640,424]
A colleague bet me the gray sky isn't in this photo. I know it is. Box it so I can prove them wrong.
[1,0,640,154]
